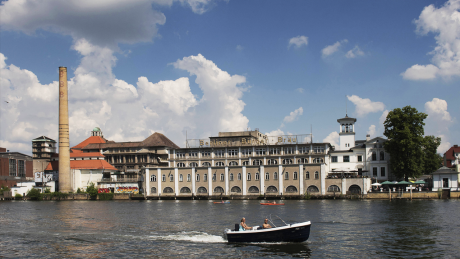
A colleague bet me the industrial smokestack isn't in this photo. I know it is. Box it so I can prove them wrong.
[58,67,71,193]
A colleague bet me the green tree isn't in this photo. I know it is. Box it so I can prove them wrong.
[86,182,98,199]
[0,185,10,195]
[422,135,443,175]
[27,188,42,201]
[383,106,427,181]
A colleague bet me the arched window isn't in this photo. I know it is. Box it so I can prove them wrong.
[202,162,211,167]
[180,187,191,193]
[169,174,174,182]
[163,187,173,193]
[266,186,278,193]
[231,186,241,193]
[265,172,269,180]
[179,174,183,182]
[283,159,293,165]
[380,151,385,160]
[253,159,262,166]
[248,186,259,193]
[305,171,310,179]
[314,171,319,179]
[187,174,191,182]
[298,158,307,164]
[151,187,157,193]
[372,151,377,161]
[268,159,278,165]
[212,173,216,181]
[220,173,224,181]
[196,174,200,182]
[216,162,225,166]
[328,185,340,192]
[242,161,250,166]
[150,175,157,182]
[247,173,251,181]
[197,187,207,193]
[229,161,238,166]
[237,173,241,180]
[286,185,298,193]
[177,162,185,167]
[214,186,224,193]
[230,173,234,181]
[293,172,298,180]
[349,185,361,194]
[255,172,259,180]
[162,174,166,182]
[204,174,208,181]
[284,172,289,180]
[190,162,198,167]
[274,172,278,180]
[307,185,319,192]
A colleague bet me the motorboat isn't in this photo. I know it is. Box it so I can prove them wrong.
[260,201,284,205]
[224,216,311,243]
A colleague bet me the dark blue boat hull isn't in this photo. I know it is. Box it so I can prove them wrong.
[225,222,311,243]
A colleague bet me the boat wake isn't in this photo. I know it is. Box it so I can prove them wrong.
[149,231,226,243]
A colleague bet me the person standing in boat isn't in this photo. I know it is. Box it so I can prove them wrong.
[240,217,251,231]
[262,218,272,229]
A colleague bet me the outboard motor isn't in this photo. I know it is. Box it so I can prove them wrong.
[234,224,239,231]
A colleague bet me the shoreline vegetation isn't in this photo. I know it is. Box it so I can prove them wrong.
[1,191,459,201]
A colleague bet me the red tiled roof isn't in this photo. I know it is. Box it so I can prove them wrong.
[45,160,117,171]
[444,145,460,168]
[70,152,104,158]
[72,136,107,149]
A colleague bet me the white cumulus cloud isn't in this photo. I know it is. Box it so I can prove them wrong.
[402,0,460,80]
[283,107,303,123]
[323,131,339,148]
[425,98,452,121]
[424,98,454,153]
[367,125,376,138]
[347,95,385,117]
[345,45,365,58]
[288,35,308,49]
[322,39,348,57]
[379,110,389,125]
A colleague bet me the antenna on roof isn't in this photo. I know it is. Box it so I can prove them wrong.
[346,95,348,116]
[311,124,313,143]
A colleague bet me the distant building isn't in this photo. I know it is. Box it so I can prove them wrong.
[432,166,459,191]
[443,144,460,169]
[0,147,33,188]
[32,136,57,173]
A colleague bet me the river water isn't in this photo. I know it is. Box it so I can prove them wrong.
[1,199,459,258]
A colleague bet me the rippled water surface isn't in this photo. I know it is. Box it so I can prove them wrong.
[1,199,459,258]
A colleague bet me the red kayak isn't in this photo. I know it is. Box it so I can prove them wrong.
[260,202,284,205]
[214,201,230,204]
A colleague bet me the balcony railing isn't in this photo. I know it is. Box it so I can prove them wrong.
[97,178,139,183]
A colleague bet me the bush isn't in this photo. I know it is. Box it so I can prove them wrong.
[0,185,10,195]
[98,193,114,200]
[304,192,311,200]
[15,193,23,199]
[44,188,51,193]
[86,182,98,200]
[27,188,42,201]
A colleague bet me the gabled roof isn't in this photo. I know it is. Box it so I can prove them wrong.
[45,160,117,171]
[444,145,460,168]
[72,136,107,149]
[432,166,456,174]
[142,132,179,149]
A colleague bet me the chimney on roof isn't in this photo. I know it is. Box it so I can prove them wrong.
[366,134,370,141]
[454,145,458,148]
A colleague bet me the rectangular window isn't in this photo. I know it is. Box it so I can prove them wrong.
[228,149,238,157]
[331,156,338,162]
[380,167,386,177]
[18,160,25,177]
[358,155,362,162]
[214,150,224,158]
[269,148,279,155]
[201,151,211,157]
[284,172,289,180]
[313,146,324,153]
[9,159,16,176]
[299,147,308,154]
[284,147,294,154]
[373,167,378,177]
[255,148,266,156]
[189,151,198,158]
[443,178,449,188]
[343,156,350,163]
[176,152,185,158]
[242,149,252,157]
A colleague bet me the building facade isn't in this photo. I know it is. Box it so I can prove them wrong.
[0,147,34,188]
[32,136,57,173]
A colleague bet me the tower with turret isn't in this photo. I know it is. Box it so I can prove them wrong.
[337,115,356,150]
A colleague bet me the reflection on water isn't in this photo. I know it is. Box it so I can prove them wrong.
[0,199,459,258]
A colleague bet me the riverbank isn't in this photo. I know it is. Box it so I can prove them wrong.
[2,191,459,201]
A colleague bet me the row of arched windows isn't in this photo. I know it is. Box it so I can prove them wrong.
[151,184,362,194]
[177,158,324,168]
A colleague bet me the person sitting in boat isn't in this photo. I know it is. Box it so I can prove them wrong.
[262,218,272,229]
[239,217,251,231]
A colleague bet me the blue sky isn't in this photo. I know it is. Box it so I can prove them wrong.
[0,0,458,155]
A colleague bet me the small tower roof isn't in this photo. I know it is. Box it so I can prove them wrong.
[92,127,101,132]
[337,115,356,123]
